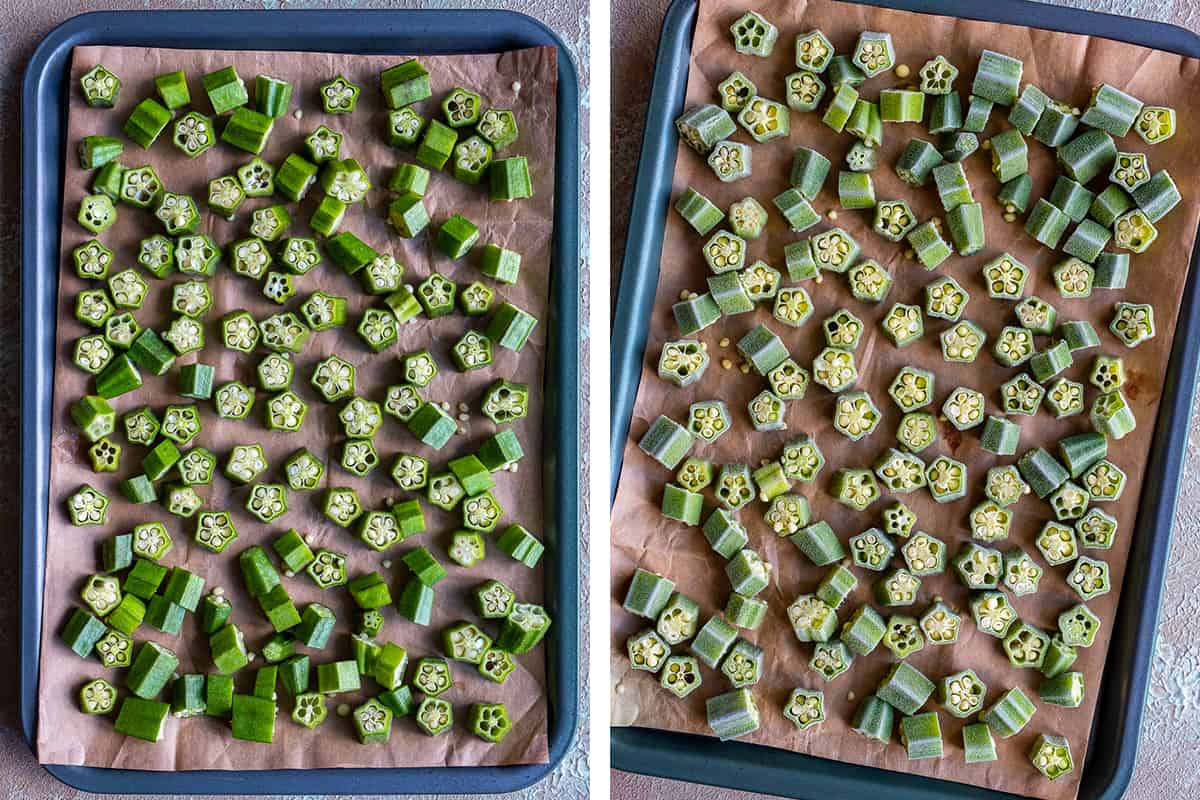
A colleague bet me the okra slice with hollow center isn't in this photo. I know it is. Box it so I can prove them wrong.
[195,511,238,553]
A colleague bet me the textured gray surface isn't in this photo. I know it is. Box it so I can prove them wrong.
[2,1,588,798]
[610,1,1200,798]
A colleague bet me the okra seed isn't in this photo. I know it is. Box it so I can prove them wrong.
[827,210,838,220]
[1004,213,1016,222]
[337,703,350,716]
[458,413,469,421]
[894,64,910,78]
[382,560,392,568]
[213,586,225,596]
[293,109,303,120]
[719,337,730,348]
[721,359,732,369]
[458,402,469,412]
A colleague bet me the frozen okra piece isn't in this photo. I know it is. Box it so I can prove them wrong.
[901,532,946,577]
[1110,302,1155,347]
[780,434,824,482]
[925,456,967,503]
[672,292,721,335]
[783,688,825,731]
[953,542,1003,590]
[627,628,669,673]
[848,259,892,303]
[940,320,986,363]
[992,326,1034,367]
[822,309,863,349]
[703,229,746,274]
[1030,734,1074,780]
[1003,548,1043,595]
[728,197,768,239]
[659,654,702,698]
[730,11,777,56]
[851,696,894,742]
[873,448,927,493]
[973,49,1023,105]
[810,640,853,682]
[941,669,986,718]
[717,71,756,112]
[747,391,786,432]
[883,502,916,539]
[831,468,879,511]
[790,521,844,567]
[774,189,819,233]
[773,286,813,327]
[852,31,893,77]
[686,400,730,443]
[739,261,780,302]
[1036,521,1079,566]
[969,501,1012,542]
[875,568,919,607]
[707,140,752,182]
[1091,390,1136,440]
[784,70,826,112]
[674,187,723,235]
[675,104,736,154]
[737,324,788,374]
[787,594,837,642]
[737,96,789,142]
[980,415,1020,455]
[906,221,952,270]
[726,593,768,630]
[888,367,934,412]
[725,548,771,596]
[1061,320,1100,353]
[703,508,748,559]
[767,358,810,400]
[876,661,934,716]
[1000,373,1045,416]
[1066,556,1110,601]
[942,387,985,431]
[691,615,737,668]
[1052,258,1094,300]
[849,529,895,572]
[812,346,857,392]
[637,415,693,470]
[656,592,700,645]
[763,491,811,534]
[656,339,708,387]
[895,139,943,187]
[840,604,886,655]
[920,601,961,646]
[753,461,792,503]
[1003,622,1051,670]
[1136,105,1175,145]
[714,463,755,510]
[795,29,833,71]
[815,562,856,609]
[809,227,860,274]
[838,170,875,209]
[924,276,968,322]
[897,411,937,453]
[1044,378,1085,419]
[1083,459,1125,502]
[1059,604,1101,648]
[971,591,1017,638]
[881,303,923,347]
[723,639,765,687]
[707,689,760,741]
[623,568,674,618]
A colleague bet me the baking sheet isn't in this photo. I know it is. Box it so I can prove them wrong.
[609,1,1200,798]
[40,43,556,770]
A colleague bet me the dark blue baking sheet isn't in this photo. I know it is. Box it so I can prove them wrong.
[610,0,1200,798]
[21,8,580,796]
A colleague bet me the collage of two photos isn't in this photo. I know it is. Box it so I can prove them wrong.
[7,0,1200,799]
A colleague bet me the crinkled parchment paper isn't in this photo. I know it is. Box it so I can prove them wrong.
[40,43,556,770]
[611,1,1200,798]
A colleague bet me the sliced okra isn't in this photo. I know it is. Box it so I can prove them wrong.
[790,521,844,567]
[897,411,937,453]
[787,594,837,643]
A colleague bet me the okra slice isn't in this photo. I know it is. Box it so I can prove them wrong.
[874,568,920,608]
[993,326,1034,367]
[764,493,809,537]
[691,616,738,667]
[729,10,777,56]
[972,49,1022,105]
[900,712,943,760]
[941,387,985,431]
[781,689,825,732]
[672,105,733,149]
[1092,389,1137,440]
[772,286,813,328]
[952,542,1003,590]
[1003,623,1051,671]
[876,661,934,716]
[708,140,752,182]
[840,604,886,656]
[809,640,852,682]
[940,320,986,363]
[787,594,837,642]
[941,131,978,163]
[480,379,529,425]
[832,390,881,441]
[779,434,824,483]
[895,139,943,187]
[1000,373,1044,416]
[897,531,947,581]
[896,411,936,453]
[851,695,894,742]
[848,259,892,303]
[740,261,780,302]
[848,529,895,572]
[873,448,927,494]
[1045,177,1092,226]
[737,96,789,142]
[1110,302,1155,347]
[907,222,952,270]
[707,689,760,742]
[980,415,1021,455]
[989,128,1028,183]
[784,70,826,112]
[877,506,913,543]
[882,614,924,659]
[831,468,880,511]
[726,548,771,596]
[674,187,724,235]
[1066,556,1111,601]
[998,173,1033,213]
[969,594,1017,642]
[723,639,766,687]
[812,346,858,392]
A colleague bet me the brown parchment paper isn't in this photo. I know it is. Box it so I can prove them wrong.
[39,43,557,770]
[610,1,1200,798]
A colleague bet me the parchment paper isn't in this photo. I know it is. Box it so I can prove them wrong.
[610,2,1200,798]
[39,43,557,770]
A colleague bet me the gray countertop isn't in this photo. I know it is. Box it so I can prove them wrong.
[610,1,1200,798]
[0,1,589,798]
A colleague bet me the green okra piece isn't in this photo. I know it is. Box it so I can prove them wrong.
[851,695,894,742]
[706,688,760,741]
